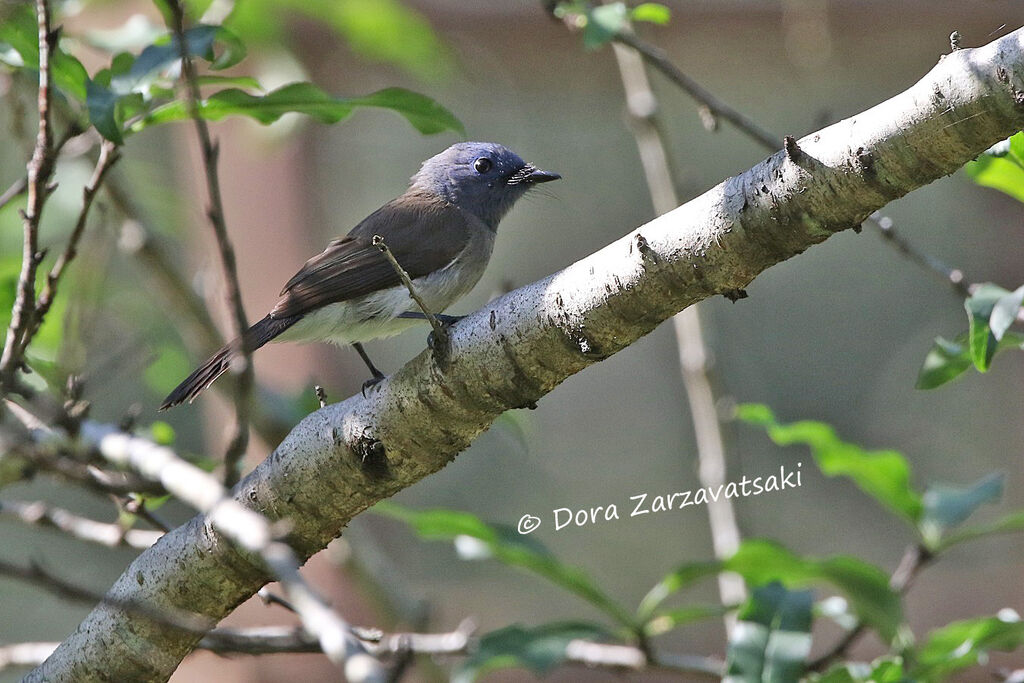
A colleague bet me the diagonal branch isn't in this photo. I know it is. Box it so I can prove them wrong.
[29,140,120,339]
[608,22,746,634]
[165,0,253,486]
[27,27,1024,682]
[0,0,57,390]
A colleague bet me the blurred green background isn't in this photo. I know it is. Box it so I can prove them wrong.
[1,1,1022,681]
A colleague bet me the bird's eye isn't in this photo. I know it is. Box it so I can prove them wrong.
[473,157,493,174]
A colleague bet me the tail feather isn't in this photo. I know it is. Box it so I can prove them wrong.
[159,314,300,410]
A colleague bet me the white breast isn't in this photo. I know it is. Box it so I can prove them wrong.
[276,220,497,346]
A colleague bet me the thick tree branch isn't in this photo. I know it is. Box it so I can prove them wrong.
[29,28,1024,681]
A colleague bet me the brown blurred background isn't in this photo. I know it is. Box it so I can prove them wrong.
[1,1,1022,681]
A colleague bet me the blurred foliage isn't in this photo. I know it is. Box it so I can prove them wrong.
[2,0,1024,680]
[725,582,813,683]
[0,1,463,146]
[552,1,671,50]
[220,0,455,81]
[379,402,1024,680]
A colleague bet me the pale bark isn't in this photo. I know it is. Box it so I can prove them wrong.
[30,28,1024,681]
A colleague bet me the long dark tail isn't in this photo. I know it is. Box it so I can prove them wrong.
[159,314,300,410]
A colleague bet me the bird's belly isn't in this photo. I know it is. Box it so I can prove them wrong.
[274,246,491,346]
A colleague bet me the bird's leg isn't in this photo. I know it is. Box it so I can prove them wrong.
[353,342,386,397]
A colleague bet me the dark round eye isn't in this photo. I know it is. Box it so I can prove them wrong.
[473,157,493,174]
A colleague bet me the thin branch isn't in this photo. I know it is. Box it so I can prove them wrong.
[166,0,252,487]
[373,235,448,344]
[0,499,162,549]
[608,22,746,631]
[0,124,86,213]
[29,140,121,343]
[0,0,57,389]
[611,30,780,149]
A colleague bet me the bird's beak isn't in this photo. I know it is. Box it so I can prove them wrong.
[507,165,561,185]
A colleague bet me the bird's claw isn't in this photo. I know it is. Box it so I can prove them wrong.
[361,373,386,398]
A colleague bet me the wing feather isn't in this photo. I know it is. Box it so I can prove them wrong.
[270,191,472,319]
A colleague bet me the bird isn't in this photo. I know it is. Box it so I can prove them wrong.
[160,142,560,410]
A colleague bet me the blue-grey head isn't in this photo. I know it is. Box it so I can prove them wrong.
[411,142,560,229]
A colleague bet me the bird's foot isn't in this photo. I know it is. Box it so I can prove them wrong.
[361,371,386,398]
[427,315,465,364]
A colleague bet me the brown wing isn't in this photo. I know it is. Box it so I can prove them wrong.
[270,191,472,319]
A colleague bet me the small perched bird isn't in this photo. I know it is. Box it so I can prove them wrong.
[160,142,560,409]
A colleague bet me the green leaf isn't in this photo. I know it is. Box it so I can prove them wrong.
[737,404,923,523]
[314,0,453,81]
[966,283,1014,371]
[225,0,453,80]
[453,622,613,683]
[375,503,634,627]
[148,421,176,446]
[86,79,125,144]
[916,335,972,389]
[917,332,1024,390]
[813,657,907,682]
[0,4,89,101]
[966,131,1024,203]
[919,472,1004,548]
[725,540,902,643]
[725,582,813,683]
[631,3,671,25]
[636,561,720,620]
[938,509,1024,551]
[135,83,464,136]
[195,74,263,90]
[914,613,1024,679]
[113,24,245,95]
[583,3,628,49]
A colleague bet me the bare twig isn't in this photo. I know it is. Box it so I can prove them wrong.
[28,140,120,344]
[166,0,252,487]
[0,0,57,390]
[373,235,448,344]
[0,499,163,549]
[609,24,746,630]
[0,125,87,213]
[611,30,779,149]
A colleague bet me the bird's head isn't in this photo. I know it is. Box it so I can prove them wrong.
[411,142,560,229]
